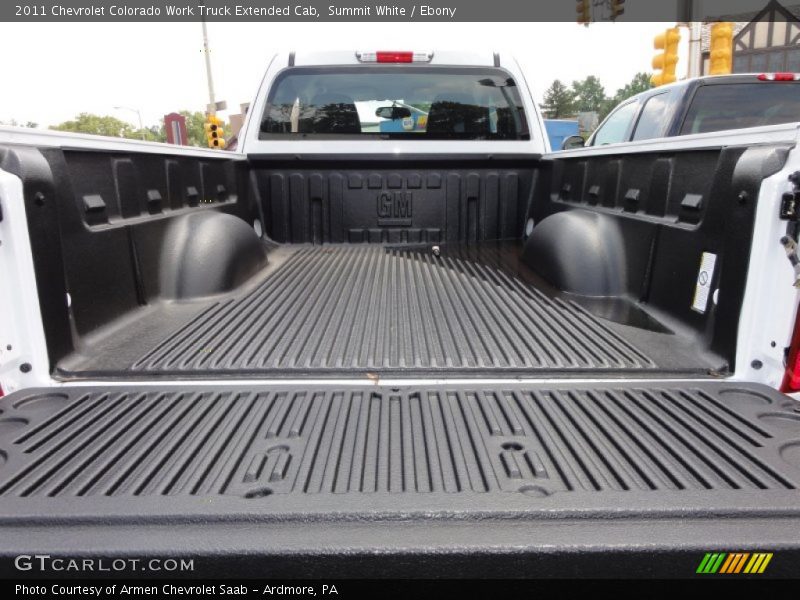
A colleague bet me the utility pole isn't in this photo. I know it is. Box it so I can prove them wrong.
[678,0,703,78]
[688,21,703,78]
[201,10,216,116]
[199,9,227,148]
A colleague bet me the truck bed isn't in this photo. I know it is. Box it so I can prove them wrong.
[1,381,799,576]
[56,243,713,378]
[0,143,776,383]
[2,63,800,579]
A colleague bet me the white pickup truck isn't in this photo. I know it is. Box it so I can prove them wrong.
[0,50,799,577]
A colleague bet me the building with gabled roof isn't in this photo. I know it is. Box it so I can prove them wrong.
[700,1,800,74]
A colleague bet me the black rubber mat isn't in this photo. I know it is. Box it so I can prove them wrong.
[121,245,657,375]
[1,382,797,502]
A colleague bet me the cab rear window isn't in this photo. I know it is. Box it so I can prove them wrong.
[680,82,800,135]
[259,67,530,140]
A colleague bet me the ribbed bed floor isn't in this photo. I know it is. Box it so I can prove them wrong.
[58,244,712,377]
[139,245,655,374]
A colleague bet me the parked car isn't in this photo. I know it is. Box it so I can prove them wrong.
[1,51,800,577]
[562,72,800,149]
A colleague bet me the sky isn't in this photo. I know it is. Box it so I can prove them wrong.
[0,21,668,128]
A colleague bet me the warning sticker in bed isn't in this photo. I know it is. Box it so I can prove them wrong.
[692,252,717,314]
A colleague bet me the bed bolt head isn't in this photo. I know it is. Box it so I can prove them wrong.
[432,245,440,257]
[19,363,32,373]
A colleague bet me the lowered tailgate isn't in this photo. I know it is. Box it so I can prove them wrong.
[1,381,799,577]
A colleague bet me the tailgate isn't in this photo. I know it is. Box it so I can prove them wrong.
[1,381,799,577]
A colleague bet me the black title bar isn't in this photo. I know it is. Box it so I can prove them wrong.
[2,0,790,22]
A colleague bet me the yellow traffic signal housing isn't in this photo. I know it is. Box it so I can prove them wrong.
[652,27,681,86]
[204,115,226,149]
[576,0,590,25]
[709,22,734,75]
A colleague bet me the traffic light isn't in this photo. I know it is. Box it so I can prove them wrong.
[651,27,681,87]
[709,21,734,75]
[204,115,226,149]
[611,0,625,20]
[576,0,590,25]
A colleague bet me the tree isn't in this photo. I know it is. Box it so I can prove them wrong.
[51,113,166,142]
[51,113,138,138]
[600,72,654,119]
[571,76,606,113]
[49,110,225,147]
[612,72,654,102]
[146,125,166,143]
[540,80,576,119]
[178,110,212,147]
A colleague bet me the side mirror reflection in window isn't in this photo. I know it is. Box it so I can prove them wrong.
[561,135,585,150]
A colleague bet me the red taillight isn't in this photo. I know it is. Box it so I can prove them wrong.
[376,51,413,63]
[356,50,433,63]
[758,72,800,81]
[781,309,800,392]
[0,383,4,399]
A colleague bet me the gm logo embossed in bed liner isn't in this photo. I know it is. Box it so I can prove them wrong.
[377,191,412,226]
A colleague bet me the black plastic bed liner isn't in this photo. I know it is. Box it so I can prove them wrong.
[2,380,800,577]
[0,382,798,508]
[0,381,799,577]
[56,244,715,378]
